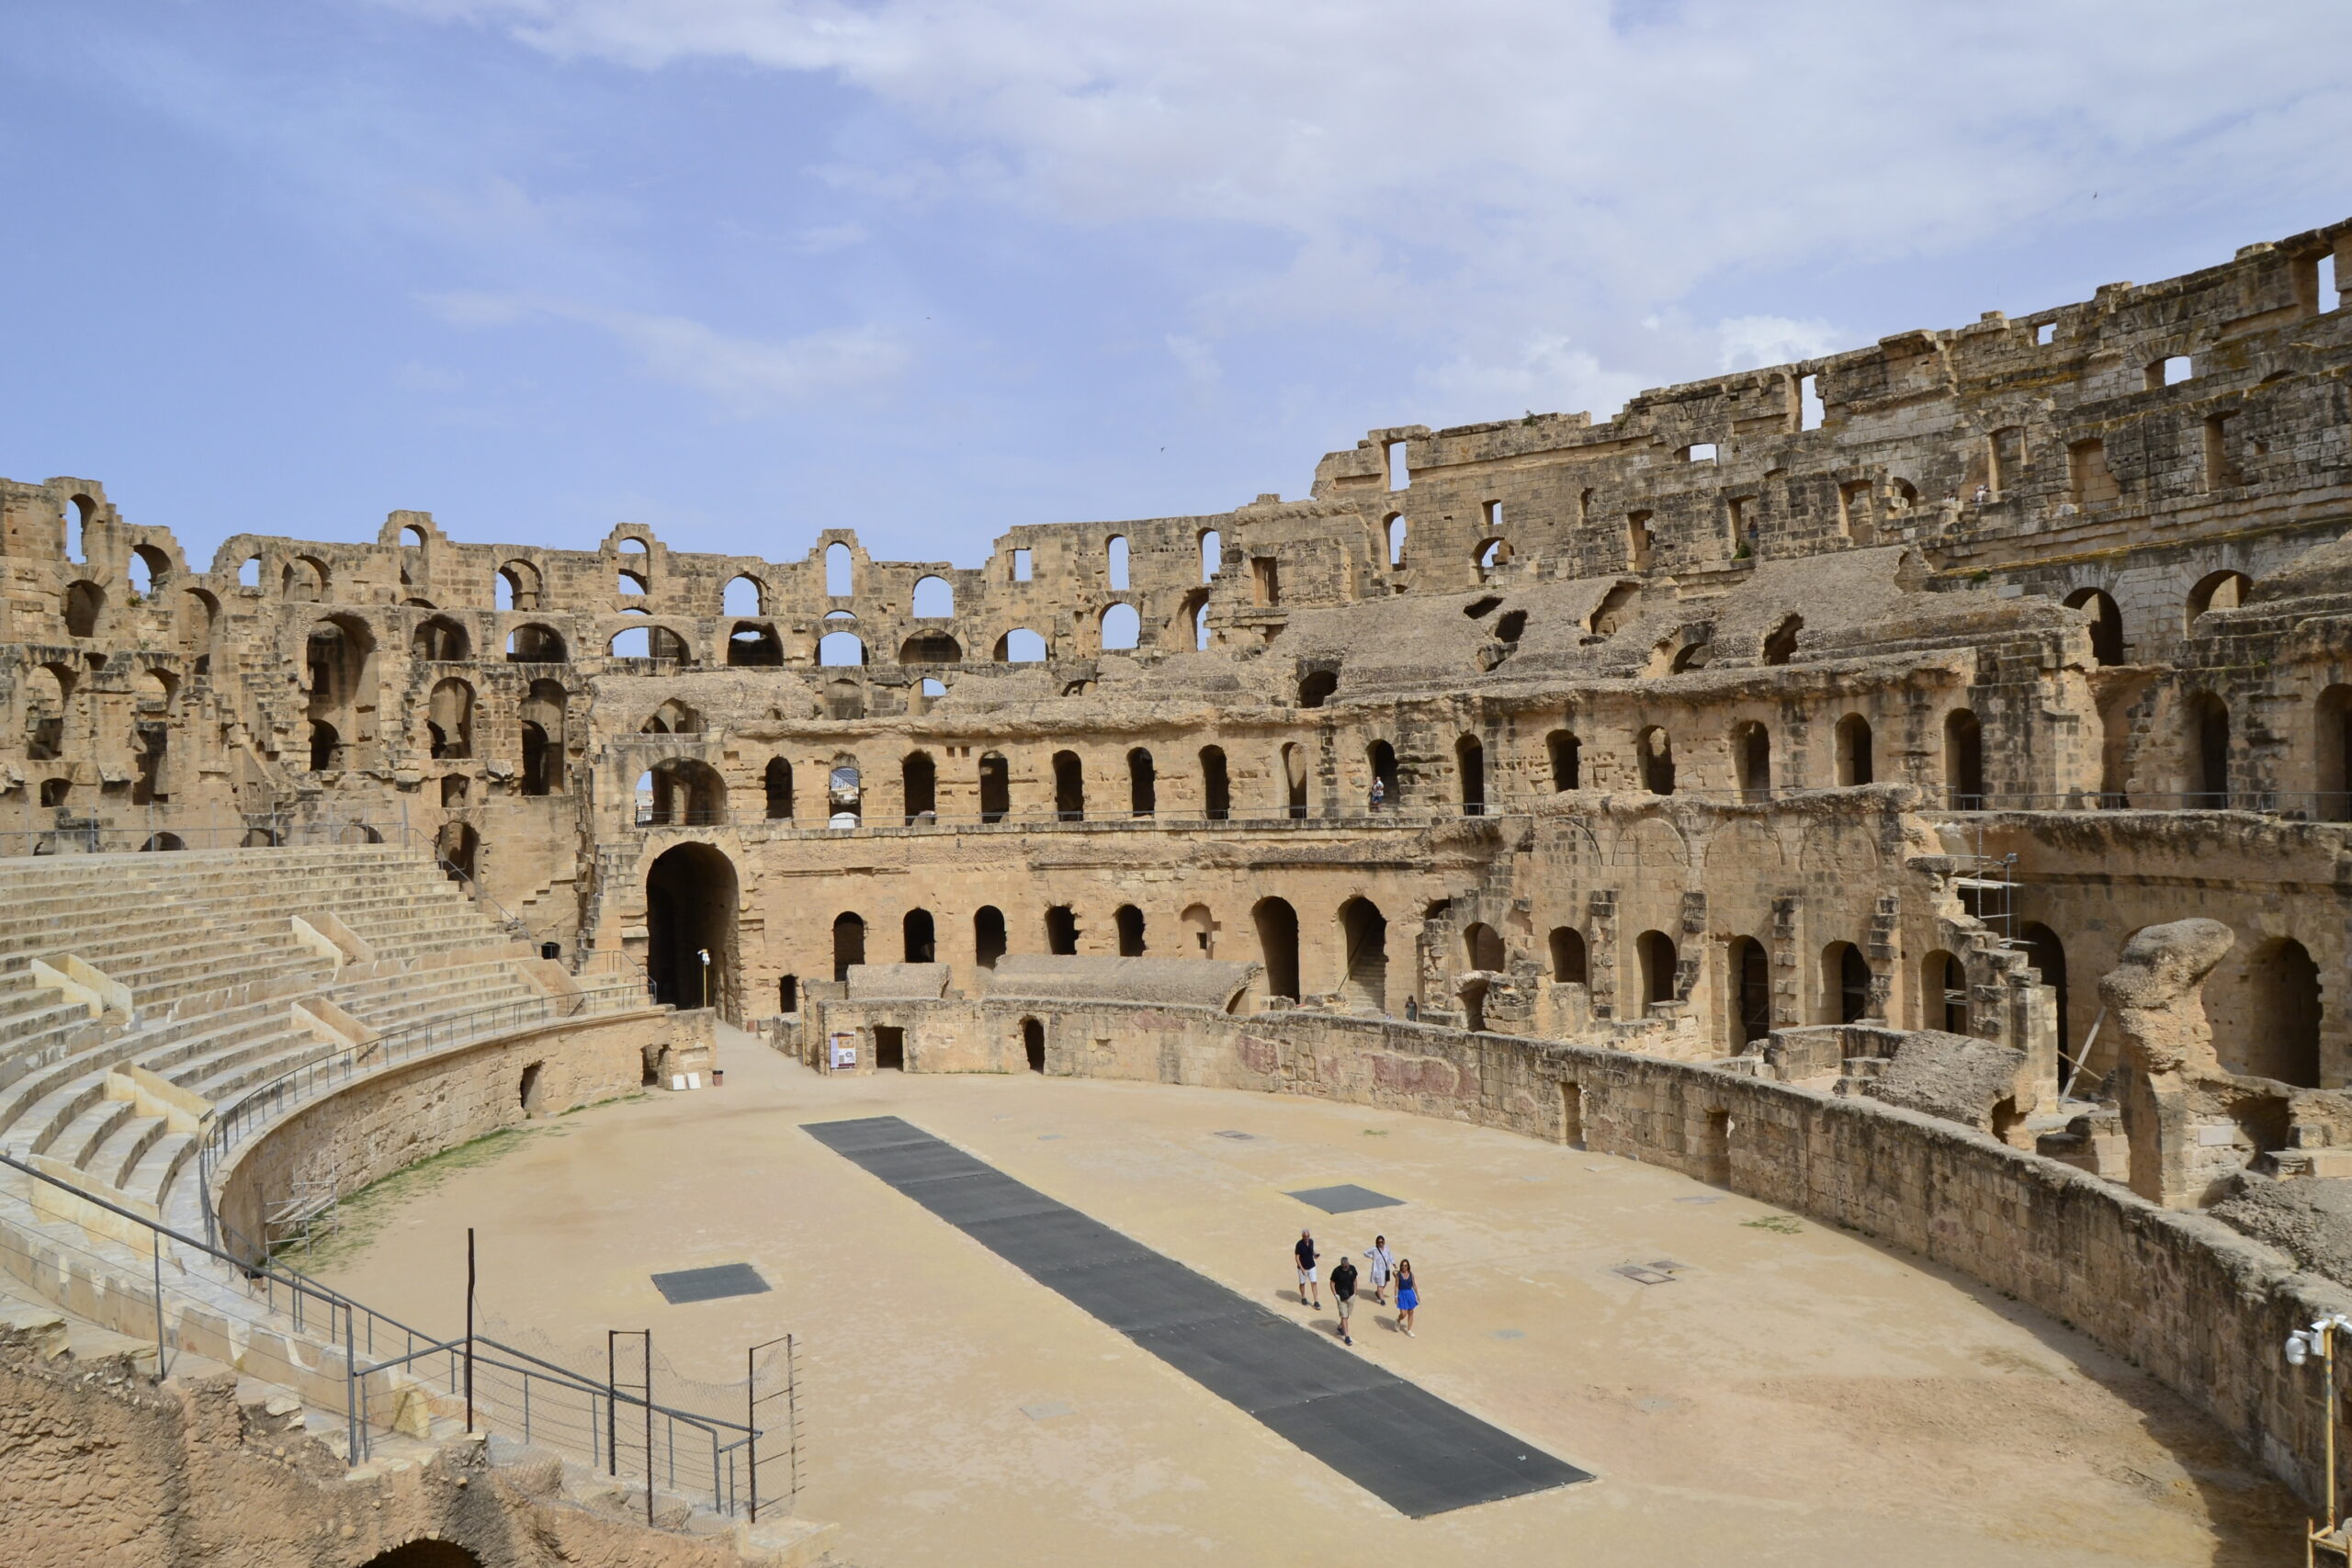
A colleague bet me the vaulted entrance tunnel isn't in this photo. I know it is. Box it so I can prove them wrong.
[646,841,738,1014]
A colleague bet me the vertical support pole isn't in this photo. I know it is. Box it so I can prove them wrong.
[463,1226,476,1432]
[645,1330,656,1527]
[150,1227,167,1379]
[344,1303,361,1465]
[2329,1323,2341,1540]
[606,1330,618,1477]
[747,1344,759,1523]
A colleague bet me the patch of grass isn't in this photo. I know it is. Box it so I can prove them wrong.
[1362,1128,1388,1136]
[1742,1214,1804,1235]
[560,1090,650,1116]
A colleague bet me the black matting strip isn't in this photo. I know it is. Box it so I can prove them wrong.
[803,1114,1590,1517]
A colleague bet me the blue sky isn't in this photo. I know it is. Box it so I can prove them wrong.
[3,1,2348,571]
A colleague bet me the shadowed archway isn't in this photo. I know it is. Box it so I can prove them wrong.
[647,842,738,1016]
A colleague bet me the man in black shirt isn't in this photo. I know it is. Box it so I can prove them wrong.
[1329,1254,1359,1345]
[1294,1228,1321,1310]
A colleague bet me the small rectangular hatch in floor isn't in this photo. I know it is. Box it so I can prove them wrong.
[650,1263,772,1304]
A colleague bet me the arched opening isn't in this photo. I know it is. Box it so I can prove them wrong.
[1052,750,1085,820]
[426,679,474,759]
[1823,941,1871,1024]
[1944,709,1984,808]
[2188,691,2231,807]
[1339,897,1387,1012]
[779,975,798,1014]
[1199,529,1222,583]
[357,1541,485,1568]
[974,906,1007,968]
[141,832,187,852]
[435,820,479,882]
[497,560,541,611]
[1759,614,1803,666]
[413,615,469,661]
[519,680,566,795]
[608,626,650,659]
[506,624,566,661]
[1127,748,1156,817]
[281,557,328,602]
[1192,595,1211,651]
[1732,720,1770,801]
[1729,935,1770,1046]
[724,575,764,616]
[1836,715,1873,786]
[765,757,794,820]
[997,627,1047,663]
[2019,923,2070,1070]
[1200,746,1229,821]
[978,752,1010,822]
[1924,950,1967,1034]
[19,663,66,761]
[648,843,738,1011]
[728,624,785,666]
[309,718,340,773]
[1385,513,1407,567]
[1023,1018,1046,1073]
[912,574,955,618]
[1254,897,1300,1001]
[1635,931,1678,1014]
[1282,742,1307,818]
[1456,734,1485,816]
[1474,536,1510,581]
[1115,904,1147,956]
[63,581,104,638]
[129,544,169,598]
[818,631,866,667]
[1547,729,1579,791]
[1297,670,1339,709]
[1367,739,1398,808]
[1101,603,1140,650]
[2185,569,2252,634]
[641,698,703,736]
[1548,927,1587,984]
[442,774,469,807]
[1045,905,1080,955]
[903,908,936,964]
[2319,684,2352,820]
[1182,904,1216,957]
[825,541,854,597]
[646,758,728,826]
[1463,922,1506,971]
[1496,609,1526,645]
[827,759,862,825]
[175,588,217,666]
[902,751,936,823]
[899,632,962,665]
[831,911,865,982]
[2244,938,2323,1087]
[1639,727,1676,795]
[2065,587,2125,665]
[517,723,553,796]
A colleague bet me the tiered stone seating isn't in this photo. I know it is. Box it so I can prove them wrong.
[0,846,564,1216]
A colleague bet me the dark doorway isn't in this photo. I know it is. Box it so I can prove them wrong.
[1945,709,1984,807]
[1826,942,1871,1023]
[1115,904,1146,956]
[902,751,936,822]
[1023,1017,1046,1073]
[974,906,1007,968]
[1731,936,1770,1046]
[2189,693,2231,807]
[2018,923,2069,1066]
[903,908,936,964]
[2245,938,2323,1087]
[1046,905,1080,955]
[765,757,793,820]
[359,1543,483,1568]
[1201,746,1230,820]
[647,843,738,1012]
[1339,897,1387,1012]
[1635,931,1677,1012]
[1254,897,1300,1001]
[875,1026,906,1070]
[1456,735,1486,816]
[831,911,865,982]
[979,752,1011,822]
[1053,750,1085,820]
[1128,749,1156,816]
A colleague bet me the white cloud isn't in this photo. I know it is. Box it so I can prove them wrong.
[1419,333,1647,426]
[421,292,909,411]
[1165,333,1219,389]
[1716,315,1843,374]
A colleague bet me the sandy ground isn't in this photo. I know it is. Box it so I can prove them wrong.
[317,1029,2301,1567]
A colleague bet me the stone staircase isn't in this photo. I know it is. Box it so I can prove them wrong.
[0,845,564,1220]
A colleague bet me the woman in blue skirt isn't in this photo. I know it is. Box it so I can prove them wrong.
[1395,1259,1419,1337]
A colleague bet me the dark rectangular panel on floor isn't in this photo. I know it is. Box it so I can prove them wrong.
[803,1114,1590,1517]
[650,1262,771,1303]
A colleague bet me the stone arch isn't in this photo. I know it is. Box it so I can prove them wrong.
[2241,937,2322,1087]
[413,615,469,661]
[1254,897,1300,1002]
[1339,897,1387,1012]
[649,842,738,1013]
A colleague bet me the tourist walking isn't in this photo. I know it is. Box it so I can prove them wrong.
[1295,1228,1321,1309]
[1395,1259,1419,1336]
[1363,1235,1396,1305]
[1329,1254,1358,1345]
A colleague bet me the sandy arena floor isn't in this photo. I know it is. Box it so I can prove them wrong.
[317,1029,2301,1566]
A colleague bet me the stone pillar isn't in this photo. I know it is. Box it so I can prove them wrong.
[2099,918,2235,1207]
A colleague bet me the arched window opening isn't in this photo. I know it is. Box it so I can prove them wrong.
[1194,747,1232,822]
[998,627,1047,663]
[827,759,863,825]
[724,575,764,616]
[974,906,1007,968]
[903,908,936,964]
[978,751,1011,823]
[506,624,566,661]
[1053,750,1085,821]
[727,623,785,666]
[1590,581,1638,637]
[912,575,956,618]
[1456,734,1486,816]
[1547,729,1580,791]
[1730,935,1770,1046]
[779,975,799,1014]
[1127,749,1156,817]
[128,545,167,599]
[1115,904,1147,956]
[1733,720,1771,802]
[1760,614,1802,666]
[282,557,328,603]
[1925,950,1968,1034]
[645,758,727,826]
[2320,685,2352,821]
[2185,570,2252,635]
[2019,923,2069,1072]
[1367,739,1398,809]
[442,773,469,807]
[1385,513,1407,568]
[427,678,475,760]
[63,581,103,639]
[413,615,469,661]
[1107,536,1130,590]
[20,665,66,762]
[640,698,703,735]
[1463,922,1506,971]
[1496,609,1527,645]
[1298,670,1339,709]
[1338,897,1388,1013]
[1669,638,1713,673]
[2065,587,2125,666]
[899,631,963,665]
[435,821,479,883]
[901,750,936,823]
[517,722,554,797]
[2244,938,2323,1088]
[819,631,866,667]
[497,561,541,611]
[1282,742,1307,818]
[1639,726,1675,795]
[764,757,794,819]
[1100,602,1140,650]
[1182,904,1216,957]
[1046,905,1080,956]
[39,777,71,808]
[1474,536,1510,581]
[1023,1017,1046,1072]
[309,719,340,773]
[617,569,649,597]
[1254,897,1300,1002]
[831,912,866,982]
[1635,931,1678,1013]
[1199,529,1222,584]
[1193,597,1211,651]
[1548,927,1588,985]
[825,541,854,597]
[608,626,651,659]
[1836,715,1873,787]
[1823,942,1872,1024]
[2188,692,2231,807]
[1944,709,1984,808]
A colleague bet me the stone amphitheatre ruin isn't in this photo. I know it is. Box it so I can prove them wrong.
[6,218,2352,1563]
